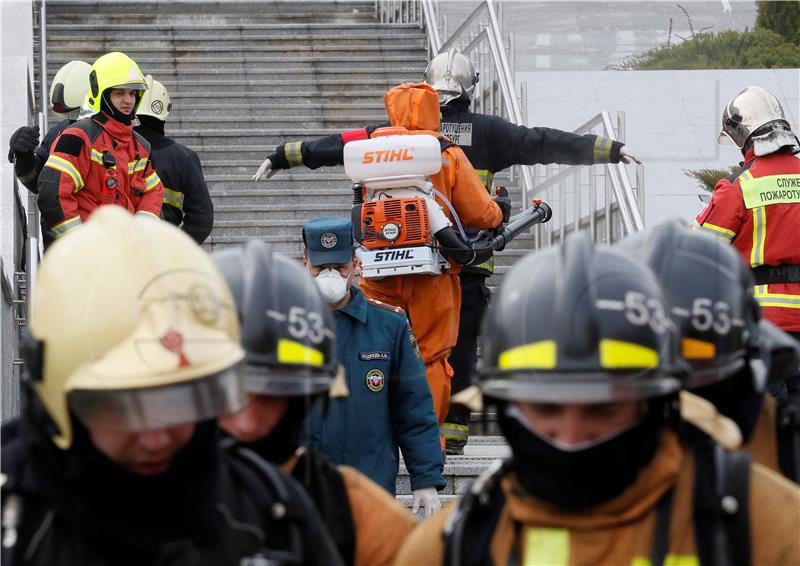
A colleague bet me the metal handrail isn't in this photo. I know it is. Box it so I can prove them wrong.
[40,0,48,131]
[374,0,645,238]
[418,0,536,208]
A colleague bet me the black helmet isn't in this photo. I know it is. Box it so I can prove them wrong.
[616,220,763,390]
[479,231,684,404]
[212,239,337,397]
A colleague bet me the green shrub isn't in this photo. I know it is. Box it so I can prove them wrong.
[756,0,800,43]
[685,167,743,193]
[630,29,800,70]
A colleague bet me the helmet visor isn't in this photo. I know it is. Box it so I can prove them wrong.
[685,356,746,390]
[480,370,681,404]
[68,365,245,433]
[243,364,333,397]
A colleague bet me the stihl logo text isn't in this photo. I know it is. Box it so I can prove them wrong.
[362,149,414,164]
[374,250,414,261]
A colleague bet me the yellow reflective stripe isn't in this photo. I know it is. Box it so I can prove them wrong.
[599,339,659,369]
[523,527,569,566]
[440,422,469,441]
[740,174,800,208]
[631,556,699,566]
[474,168,494,190]
[163,187,185,210]
[90,149,104,165]
[135,211,160,220]
[44,155,84,191]
[691,220,735,241]
[277,338,323,366]
[144,171,161,192]
[754,285,800,308]
[499,340,557,370]
[750,207,766,266]
[49,215,82,238]
[739,169,755,181]
[592,136,612,163]
[285,141,303,167]
[128,159,147,175]
[472,255,494,273]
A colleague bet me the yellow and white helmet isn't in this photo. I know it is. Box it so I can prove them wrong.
[25,207,245,449]
[85,51,148,114]
[137,75,172,121]
[49,60,91,120]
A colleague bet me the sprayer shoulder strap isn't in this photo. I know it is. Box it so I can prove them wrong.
[438,137,455,153]
[692,442,752,566]
[443,459,511,566]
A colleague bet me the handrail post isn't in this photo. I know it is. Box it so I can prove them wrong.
[40,0,48,130]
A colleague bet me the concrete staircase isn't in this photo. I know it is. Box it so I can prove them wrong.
[37,0,513,506]
[37,0,427,257]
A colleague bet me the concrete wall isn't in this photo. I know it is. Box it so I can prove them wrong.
[517,68,800,227]
[1,0,35,420]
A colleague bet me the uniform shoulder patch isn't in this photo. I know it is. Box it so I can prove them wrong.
[367,297,405,316]
[53,133,85,157]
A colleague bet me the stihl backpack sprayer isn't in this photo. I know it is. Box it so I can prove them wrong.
[343,134,552,280]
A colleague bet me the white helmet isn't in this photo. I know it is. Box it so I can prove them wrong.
[424,49,478,106]
[136,74,172,121]
[49,60,91,120]
[718,86,799,156]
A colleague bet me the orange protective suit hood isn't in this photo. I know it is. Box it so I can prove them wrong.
[384,82,441,132]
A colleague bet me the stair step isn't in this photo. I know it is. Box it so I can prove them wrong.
[46,34,426,46]
[44,23,421,33]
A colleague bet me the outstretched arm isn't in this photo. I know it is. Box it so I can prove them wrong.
[253,124,387,180]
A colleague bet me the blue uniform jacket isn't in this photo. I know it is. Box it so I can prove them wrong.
[305,286,445,495]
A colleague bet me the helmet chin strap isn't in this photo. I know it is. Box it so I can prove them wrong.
[100,91,136,125]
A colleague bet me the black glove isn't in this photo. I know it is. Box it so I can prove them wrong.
[8,125,40,163]
[492,186,511,224]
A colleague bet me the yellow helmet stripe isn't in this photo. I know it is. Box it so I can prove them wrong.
[498,340,557,370]
[599,339,659,369]
[277,338,324,367]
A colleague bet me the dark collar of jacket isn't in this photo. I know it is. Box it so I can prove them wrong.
[135,118,176,150]
[442,97,471,117]
[336,286,368,324]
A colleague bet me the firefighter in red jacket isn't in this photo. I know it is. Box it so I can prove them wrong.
[693,86,800,336]
[38,51,163,240]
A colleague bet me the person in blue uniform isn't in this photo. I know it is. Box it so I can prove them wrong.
[301,216,445,517]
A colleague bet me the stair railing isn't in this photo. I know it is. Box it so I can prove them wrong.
[375,0,645,241]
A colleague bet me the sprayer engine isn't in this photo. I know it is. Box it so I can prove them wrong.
[361,197,431,249]
[344,134,451,279]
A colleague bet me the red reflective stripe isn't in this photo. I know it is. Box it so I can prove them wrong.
[341,129,369,144]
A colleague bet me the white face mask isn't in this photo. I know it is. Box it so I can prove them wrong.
[314,268,350,305]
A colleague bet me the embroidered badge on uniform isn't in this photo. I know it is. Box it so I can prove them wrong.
[365,369,385,392]
[320,232,337,248]
[359,351,390,361]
